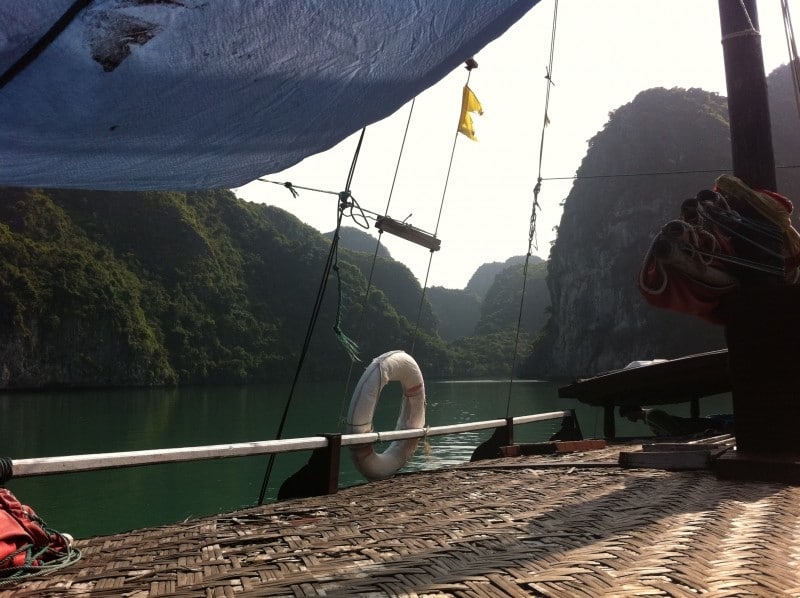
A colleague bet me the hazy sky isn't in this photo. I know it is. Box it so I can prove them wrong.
[234,0,799,290]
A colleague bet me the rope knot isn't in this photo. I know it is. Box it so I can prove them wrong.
[283,182,299,198]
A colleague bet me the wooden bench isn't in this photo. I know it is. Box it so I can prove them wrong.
[558,350,731,438]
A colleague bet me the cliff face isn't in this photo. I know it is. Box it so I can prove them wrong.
[527,88,733,377]
[527,64,800,379]
[0,189,175,388]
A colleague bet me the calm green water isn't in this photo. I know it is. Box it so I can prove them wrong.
[0,379,732,539]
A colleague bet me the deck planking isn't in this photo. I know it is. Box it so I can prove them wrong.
[4,443,800,597]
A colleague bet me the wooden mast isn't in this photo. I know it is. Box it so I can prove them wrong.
[716,0,800,480]
[718,0,777,191]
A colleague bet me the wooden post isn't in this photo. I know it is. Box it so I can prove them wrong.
[323,433,341,495]
[718,0,776,191]
[469,417,515,461]
[716,287,800,481]
[504,416,515,447]
[690,398,699,419]
[604,405,616,440]
[715,1,800,481]
[723,288,800,453]
[277,433,341,500]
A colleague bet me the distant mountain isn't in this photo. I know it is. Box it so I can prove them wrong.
[426,286,481,341]
[427,257,550,356]
[475,261,549,337]
[466,255,534,299]
[446,259,550,378]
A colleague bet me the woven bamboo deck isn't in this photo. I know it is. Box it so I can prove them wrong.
[4,443,800,597]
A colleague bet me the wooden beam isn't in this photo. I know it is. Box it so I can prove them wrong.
[619,450,720,470]
[559,351,730,407]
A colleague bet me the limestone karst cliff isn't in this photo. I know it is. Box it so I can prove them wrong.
[525,65,800,378]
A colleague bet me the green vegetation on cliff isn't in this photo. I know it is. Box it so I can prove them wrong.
[0,188,459,388]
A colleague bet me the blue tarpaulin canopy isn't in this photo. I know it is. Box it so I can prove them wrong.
[0,0,538,190]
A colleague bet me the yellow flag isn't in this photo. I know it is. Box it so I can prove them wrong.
[458,85,483,141]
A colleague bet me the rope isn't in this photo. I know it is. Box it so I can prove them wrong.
[0,508,82,587]
[700,200,784,245]
[720,0,759,43]
[256,101,426,430]
[676,242,785,277]
[332,239,360,362]
[505,0,559,418]
[692,204,788,274]
[409,62,477,354]
[330,140,370,364]
[0,0,92,90]
[409,259,435,356]
[256,179,340,198]
[540,165,800,182]
[0,542,82,587]
[256,180,394,229]
[738,0,757,32]
[337,99,419,431]
[385,98,417,219]
[257,129,367,505]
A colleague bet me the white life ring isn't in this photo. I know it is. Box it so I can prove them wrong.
[346,350,426,481]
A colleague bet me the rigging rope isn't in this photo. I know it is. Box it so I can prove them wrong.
[408,61,478,355]
[737,0,757,32]
[255,98,432,433]
[0,0,91,90]
[257,129,367,505]
[256,179,342,198]
[505,0,559,418]
[337,99,419,431]
[540,164,800,182]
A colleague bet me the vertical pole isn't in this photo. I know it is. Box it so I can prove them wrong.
[690,398,699,420]
[718,0,777,190]
[469,418,515,461]
[604,405,616,440]
[714,2,800,481]
[504,417,515,447]
[323,433,341,495]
